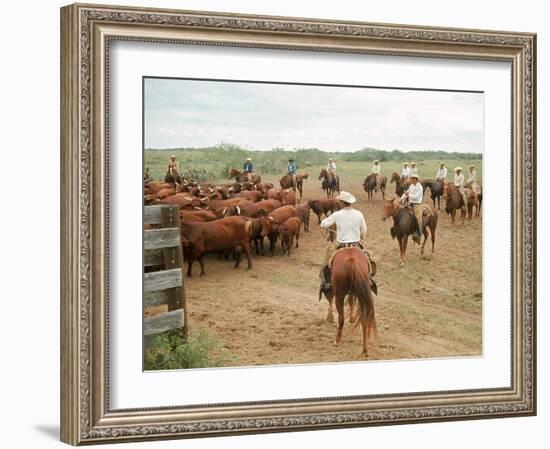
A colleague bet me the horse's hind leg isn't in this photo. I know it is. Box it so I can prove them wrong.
[333,297,345,346]
[421,229,429,255]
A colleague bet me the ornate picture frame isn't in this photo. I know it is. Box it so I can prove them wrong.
[60,3,536,445]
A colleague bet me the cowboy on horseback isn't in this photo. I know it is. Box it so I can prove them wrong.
[400,173,424,245]
[436,161,447,181]
[467,165,477,184]
[326,158,336,175]
[410,162,418,176]
[287,158,297,190]
[371,160,382,190]
[401,162,411,180]
[319,191,376,292]
[454,167,468,212]
[166,155,182,184]
[243,157,253,182]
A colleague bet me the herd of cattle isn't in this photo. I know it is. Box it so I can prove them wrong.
[144,166,482,277]
[144,168,342,277]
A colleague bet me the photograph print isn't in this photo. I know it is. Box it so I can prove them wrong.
[143,77,483,371]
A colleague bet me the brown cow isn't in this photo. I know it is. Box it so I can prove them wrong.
[266,188,284,201]
[180,216,252,276]
[248,218,264,255]
[296,202,311,231]
[279,217,301,256]
[231,190,265,202]
[307,199,342,224]
[208,198,252,211]
[180,209,218,223]
[280,189,297,205]
[157,193,206,209]
[144,182,173,195]
[253,199,282,216]
[260,206,298,255]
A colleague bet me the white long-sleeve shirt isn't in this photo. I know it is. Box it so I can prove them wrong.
[405,182,424,204]
[326,161,336,172]
[436,167,448,179]
[371,164,381,174]
[320,207,367,243]
[401,167,410,177]
[454,172,465,187]
[468,170,476,183]
[409,166,418,175]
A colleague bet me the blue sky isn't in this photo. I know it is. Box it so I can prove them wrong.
[144,78,483,153]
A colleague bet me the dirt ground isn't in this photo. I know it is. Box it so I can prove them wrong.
[151,168,482,367]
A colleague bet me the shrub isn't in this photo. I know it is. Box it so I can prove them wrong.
[144,328,235,370]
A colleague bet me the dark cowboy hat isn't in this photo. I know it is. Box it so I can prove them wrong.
[288,158,295,162]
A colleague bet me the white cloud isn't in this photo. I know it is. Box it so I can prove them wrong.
[144,78,483,153]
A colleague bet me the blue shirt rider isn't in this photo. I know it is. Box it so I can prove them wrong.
[287,158,297,189]
[243,157,253,182]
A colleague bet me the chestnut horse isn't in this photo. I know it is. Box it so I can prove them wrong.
[228,168,261,185]
[382,198,438,266]
[443,184,467,224]
[328,247,377,355]
[318,168,340,198]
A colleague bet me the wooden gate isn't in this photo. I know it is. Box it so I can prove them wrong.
[143,205,187,347]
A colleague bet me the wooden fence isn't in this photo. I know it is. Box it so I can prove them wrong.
[144,205,187,348]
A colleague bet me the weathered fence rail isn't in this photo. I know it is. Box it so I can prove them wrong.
[143,205,187,348]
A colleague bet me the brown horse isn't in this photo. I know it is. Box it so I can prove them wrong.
[382,198,438,266]
[328,247,377,355]
[421,179,445,210]
[318,168,340,198]
[443,184,468,224]
[280,173,308,198]
[228,168,261,185]
[363,173,387,201]
[389,172,411,197]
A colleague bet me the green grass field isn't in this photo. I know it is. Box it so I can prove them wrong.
[144,147,482,185]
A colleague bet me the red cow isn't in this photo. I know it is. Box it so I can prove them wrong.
[296,202,311,231]
[180,216,252,276]
[307,198,342,224]
[280,189,297,205]
[279,217,301,256]
[260,206,298,255]
[180,209,218,222]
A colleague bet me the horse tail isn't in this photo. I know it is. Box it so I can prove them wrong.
[347,257,377,338]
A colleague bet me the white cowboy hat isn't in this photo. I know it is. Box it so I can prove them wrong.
[329,158,334,161]
[403,162,409,165]
[410,173,420,179]
[335,191,356,204]
[469,165,475,169]
[373,160,379,163]
[411,162,416,165]
[455,166,462,171]
[246,157,252,161]
[170,155,176,159]
[439,161,445,165]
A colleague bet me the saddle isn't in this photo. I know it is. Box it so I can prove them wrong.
[325,243,378,295]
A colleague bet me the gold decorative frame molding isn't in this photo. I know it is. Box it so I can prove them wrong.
[60,3,536,445]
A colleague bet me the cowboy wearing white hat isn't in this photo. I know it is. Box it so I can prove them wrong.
[467,164,477,184]
[401,162,411,180]
[319,191,375,291]
[326,157,336,175]
[371,160,382,190]
[454,167,468,211]
[243,157,253,182]
[410,162,418,176]
[400,173,425,244]
[436,161,447,181]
